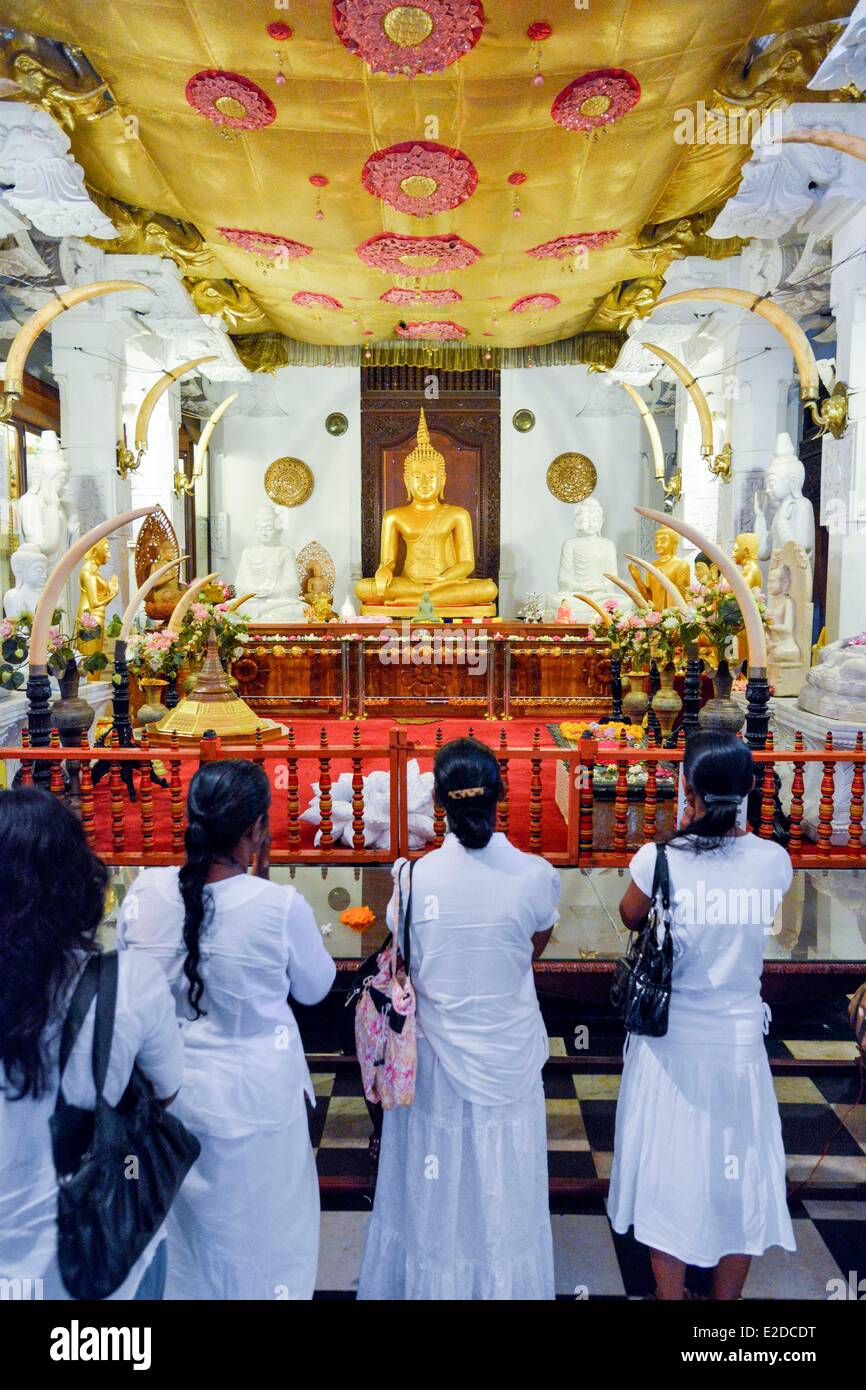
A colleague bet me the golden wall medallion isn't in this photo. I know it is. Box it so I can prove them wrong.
[546,452,597,502]
[264,456,314,507]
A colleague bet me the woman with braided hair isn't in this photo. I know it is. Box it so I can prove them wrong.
[117,759,335,1300]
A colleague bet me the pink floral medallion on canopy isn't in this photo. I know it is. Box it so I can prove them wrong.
[551,69,640,132]
[185,71,277,130]
[526,229,619,260]
[510,293,560,312]
[332,1,484,77]
[381,287,462,304]
[361,141,478,216]
[292,292,343,310]
[218,227,312,260]
[394,320,467,339]
[357,232,480,274]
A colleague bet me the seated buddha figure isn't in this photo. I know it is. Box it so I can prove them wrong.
[146,539,186,621]
[356,409,497,613]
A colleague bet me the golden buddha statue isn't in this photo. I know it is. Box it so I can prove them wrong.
[145,539,186,621]
[76,537,118,678]
[356,409,497,616]
[732,532,763,591]
[627,526,691,610]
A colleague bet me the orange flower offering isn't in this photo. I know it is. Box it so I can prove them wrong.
[340,906,376,933]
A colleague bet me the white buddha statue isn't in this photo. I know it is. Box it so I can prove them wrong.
[550,497,627,622]
[765,559,800,666]
[754,433,815,565]
[798,636,866,722]
[235,506,306,623]
[3,543,48,620]
[18,431,78,571]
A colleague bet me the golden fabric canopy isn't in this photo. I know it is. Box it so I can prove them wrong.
[3,1,850,351]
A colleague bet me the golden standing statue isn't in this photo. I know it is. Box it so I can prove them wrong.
[628,526,691,610]
[356,409,497,615]
[76,538,118,678]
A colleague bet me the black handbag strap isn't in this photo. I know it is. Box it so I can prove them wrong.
[652,842,672,915]
[56,951,118,1103]
[396,858,416,977]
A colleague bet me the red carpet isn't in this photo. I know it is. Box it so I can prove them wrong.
[89,719,567,858]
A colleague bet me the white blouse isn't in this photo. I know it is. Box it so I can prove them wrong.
[0,950,183,1300]
[390,833,561,1107]
[117,868,335,1138]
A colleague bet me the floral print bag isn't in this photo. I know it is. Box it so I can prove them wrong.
[352,860,417,1109]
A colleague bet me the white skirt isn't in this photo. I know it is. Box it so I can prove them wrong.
[164,1111,320,1300]
[607,1033,796,1267]
[357,1036,554,1301]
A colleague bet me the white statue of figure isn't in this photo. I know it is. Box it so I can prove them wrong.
[235,506,306,623]
[3,542,48,620]
[799,636,866,722]
[754,433,815,564]
[18,431,78,570]
[550,497,628,623]
[765,559,800,665]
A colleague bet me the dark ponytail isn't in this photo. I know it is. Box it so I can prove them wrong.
[434,737,503,850]
[178,760,271,1018]
[668,730,754,852]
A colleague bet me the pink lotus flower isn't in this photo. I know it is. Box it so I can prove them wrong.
[603,598,620,613]
[645,610,662,625]
[79,612,99,629]
[215,603,229,614]
[0,618,12,640]
[192,603,209,622]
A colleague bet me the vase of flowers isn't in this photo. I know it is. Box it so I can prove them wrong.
[126,628,185,726]
[177,582,250,678]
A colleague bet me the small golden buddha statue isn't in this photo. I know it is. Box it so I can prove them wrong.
[76,537,118,678]
[627,526,691,610]
[732,532,763,591]
[356,409,497,614]
[145,539,186,621]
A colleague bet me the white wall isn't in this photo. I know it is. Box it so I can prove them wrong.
[212,367,361,612]
[500,367,646,617]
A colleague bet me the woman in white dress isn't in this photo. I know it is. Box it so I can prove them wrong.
[0,787,183,1300]
[607,731,795,1300]
[357,737,561,1300]
[117,759,335,1300]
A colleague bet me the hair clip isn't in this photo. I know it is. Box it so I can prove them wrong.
[447,786,486,800]
[702,792,743,806]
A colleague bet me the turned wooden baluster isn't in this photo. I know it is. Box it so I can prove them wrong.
[433,727,447,846]
[19,727,33,786]
[49,729,64,797]
[109,730,124,856]
[351,724,365,852]
[613,729,629,854]
[758,733,776,839]
[253,726,265,767]
[788,732,805,856]
[848,730,865,857]
[817,731,835,859]
[169,731,184,854]
[497,727,510,838]
[643,748,658,842]
[318,726,333,852]
[529,727,542,853]
[139,728,155,855]
[286,726,300,853]
[578,733,596,863]
[79,730,95,848]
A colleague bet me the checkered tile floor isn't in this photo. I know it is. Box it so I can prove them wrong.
[309,1033,866,1299]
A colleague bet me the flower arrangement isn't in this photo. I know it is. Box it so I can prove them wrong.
[689,580,770,668]
[176,582,250,669]
[560,719,643,747]
[126,629,185,682]
[0,609,119,692]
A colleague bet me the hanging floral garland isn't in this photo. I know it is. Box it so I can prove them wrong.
[185,71,276,130]
[218,227,312,260]
[510,293,560,313]
[361,141,478,216]
[293,292,344,310]
[357,232,480,275]
[394,320,467,339]
[551,69,640,133]
[332,0,484,77]
[526,229,619,260]
[381,287,462,304]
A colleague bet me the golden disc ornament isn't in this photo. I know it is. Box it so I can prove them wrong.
[546,452,597,503]
[264,456,314,508]
[512,409,535,433]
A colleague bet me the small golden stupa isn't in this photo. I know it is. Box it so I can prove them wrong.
[151,631,284,744]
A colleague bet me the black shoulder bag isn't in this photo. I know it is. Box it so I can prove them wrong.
[610,842,674,1037]
[50,951,200,1300]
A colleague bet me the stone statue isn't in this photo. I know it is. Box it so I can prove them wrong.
[76,537,118,676]
[356,409,497,613]
[628,525,691,610]
[732,532,763,591]
[764,541,813,698]
[798,637,866,722]
[3,543,48,620]
[754,433,815,564]
[550,497,626,623]
[18,431,78,570]
[236,506,306,623]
